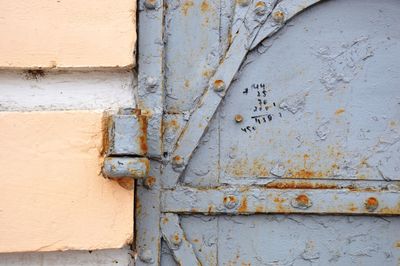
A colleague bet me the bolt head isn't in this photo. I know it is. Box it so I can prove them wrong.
[170,232,182,246]
[144,0,157,9]
[291,194,312,209]
[139,249,154,264]
[143,176,156,189]
[171,155,185,172]
[223,194,238,209]
[213,79,225,92]
[272,10,285,23]
[365,197,379,212]
[234,114,243,123]
[254,1,267,15]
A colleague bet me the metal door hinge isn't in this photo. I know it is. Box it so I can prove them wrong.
[102,108,150,181]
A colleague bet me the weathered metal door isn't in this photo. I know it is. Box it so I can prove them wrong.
[136,0,400,264]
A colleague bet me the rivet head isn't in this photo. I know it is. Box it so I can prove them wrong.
[213,79,225,92]
[139,249,154,264]
[234,114,243,123]
[365,197,379,212]
[223,194,238,209]
[145,76,158,92]
[272,10,285,23]
[237,0,250,7]
[291,194,312,209]
[254,1,267,15]
[143,176,156,189]
[144,0,157,9]
[171,155,185,172]
[170,232,182,246]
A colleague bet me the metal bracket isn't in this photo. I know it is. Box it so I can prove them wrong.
[102,108,150,180]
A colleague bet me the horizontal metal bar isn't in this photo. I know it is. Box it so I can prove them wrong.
[161,186,400,215]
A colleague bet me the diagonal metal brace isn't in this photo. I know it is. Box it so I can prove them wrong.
[160,213,201,266]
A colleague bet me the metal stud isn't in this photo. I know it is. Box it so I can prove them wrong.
[365,197,379,212]
[170,232,182,247]
[272,10,285,23]
[234,114,243,123]
[291,194,312,209]
[254,1,267,16]
[223,194,238,209]
[171,155,185,172]
[144,0,157,9]
[139,249,154,264]
[213,79,225,92]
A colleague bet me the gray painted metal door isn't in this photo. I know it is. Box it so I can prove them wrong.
[136,0,400,265]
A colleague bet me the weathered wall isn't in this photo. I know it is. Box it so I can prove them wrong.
[0,0,136,68]
[0,71,137,264]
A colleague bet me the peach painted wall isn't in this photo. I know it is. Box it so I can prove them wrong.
[0,111,133,252]
[0,0,136,68]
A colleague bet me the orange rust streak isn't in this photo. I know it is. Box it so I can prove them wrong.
[265,181,338,190]
[181,0,194,15]
[200,0,209,12]
[237,197,248,213]
[335,108,345,115]
[139,115,148,154]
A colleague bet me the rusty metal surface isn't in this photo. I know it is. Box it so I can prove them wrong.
[138,0,164,158]
[162,185,400,215]
[135,161,162,265]
[160,213,201,265]
[219,0,400,183]
[135,0,400,265]
[107,112,148,156]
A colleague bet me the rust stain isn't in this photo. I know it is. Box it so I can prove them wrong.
[135,197,141,214]
[207,204,216,214]
[138,115,148,154]
[288,169,323,179]
[100,113,111,156]
[237,197,248,213]
[273,197,288,213]
[396,241,400,248]
[200,0,209,12]
[162,217,169,224]
[202,69,213,78]
[335,108,345,115]
[182,0,194,15]
[184,79,190,89]
[255,204,265,213]
[347,203,358,212]
[116,177,134,190]
[172,233,180,242]
[265,181,337,189]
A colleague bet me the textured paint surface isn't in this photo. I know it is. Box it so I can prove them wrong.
[0,0,136,68]
[0,71,136,111]
[0,111,133,252]
[134,0,400,265]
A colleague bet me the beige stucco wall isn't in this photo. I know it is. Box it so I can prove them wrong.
[0,111,134,253]
[0,0,136,68]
